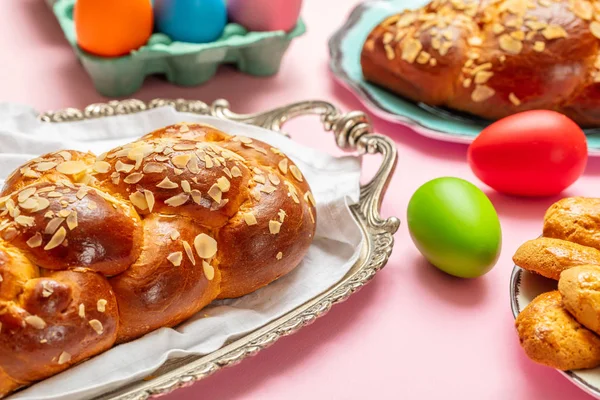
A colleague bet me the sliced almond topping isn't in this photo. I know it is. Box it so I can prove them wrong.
[129,192,149,211]
[97,299,107,313]
[260,186,276,194]
[591,21,600,39]
[170,230,180,240]
[278,209,287,222]
[463,78,472,88]
[58,151,72,161]
[194,233,217,259]
[2,227,17,240]
[25,315,46,329]
[87,202,97,210]
[44,211,54,218]
[124,173,144,184]
[208,184,222,203]
[401,38,423,63]
[66,211,78,230]
[18,187,37,203]
[76,186,89,200]
[243,212,258,226]
[269,220,282,234]
[416,51,431,64]
[165,193,189,207]
[173,168,184,175]
[492,23,505,34]
[19,197,39,210]
[382,32,393,44]
[276,252,283,260]
[26,232,42,248]
[509,92,521,106]
[183,240,196,265]
[167,251,183,266]
[573,0,593,20]
[180,180,191,193]
[179,124,190,133]
[58,209,71,218]
[498,34,523,54]
[41,281,54,297]
[230,166,242,178]
[89,319,103,335]
[217,177,230,192]
[278,158,289,174]
[533,41,546,52]
[268,174,281,186]
[115,160,135,173]
[44,226,66,250]
[156,177,178,190]
[187,157,200,174]
[384,44,395,60]
[471,85,496,102]
[45,217,65,234]
[289,165,304,182]
[191,189,203,205]
[202,155,213,169]
[542,25,568,40]
[144,190,155,212]
[173,143,196,151]
[47,191,62,199]
[474,71,494,84]
[252,191,261,202]
[172,154,192,169]
[254,174,266,184]
[237,136,253,144]
[79,303,85,318]
[35,161,58,172]
[92,161,111,174]
[22,168,40,178]
[15,215,35,227]
[305,191,316,207]
[143,162,166,174]
[58,351,71,365]
[309,208,315,224]
[203,261,215,281]
[56,160,87,175]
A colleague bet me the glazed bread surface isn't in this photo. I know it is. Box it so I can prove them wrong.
[361,0,600,126]
[0,123,317,396]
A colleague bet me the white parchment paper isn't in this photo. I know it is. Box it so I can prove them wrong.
[0,104,363,400]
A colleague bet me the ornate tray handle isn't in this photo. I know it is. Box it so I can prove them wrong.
[39,98,399,235]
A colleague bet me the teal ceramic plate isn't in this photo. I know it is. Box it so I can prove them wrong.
[328,0,600,156]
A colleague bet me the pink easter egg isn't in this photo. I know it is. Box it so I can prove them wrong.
[228,0,302,32]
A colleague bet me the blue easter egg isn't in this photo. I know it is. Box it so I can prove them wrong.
[154,0,227,43]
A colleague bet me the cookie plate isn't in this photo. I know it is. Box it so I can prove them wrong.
[328,0,600,155]
[511,266,600,398]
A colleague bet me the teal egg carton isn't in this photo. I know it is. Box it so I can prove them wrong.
[52,0,306,97]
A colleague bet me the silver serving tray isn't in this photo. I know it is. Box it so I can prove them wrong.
[510,266,600,398]
[35,98,399,400]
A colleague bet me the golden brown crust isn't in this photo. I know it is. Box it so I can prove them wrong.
[543,197,600,249]
[360,0,600,126]
[559,265,600,334]
[0,122,317,397]
[515,290,600,370]
[513,237,600,280]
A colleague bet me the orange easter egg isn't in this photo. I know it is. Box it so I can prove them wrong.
[74,0,153,57]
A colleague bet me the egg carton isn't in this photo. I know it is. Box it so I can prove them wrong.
[51,0,306,97]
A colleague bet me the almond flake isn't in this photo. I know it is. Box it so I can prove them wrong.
[260,185,276,194]
[498,34,522,54]
[129,192,148,211]
[23,169,40,178]
[573,0,593,20]
[15,215,35,227]
[278,209,287,222]
[509,92,522,106]
[58,151,72,161]
[87,202,97,210]
[382,32,393,44]
[269,220,282,234]
[26,232,42,248]
[474,71,494,84]
[44,226,66,250]
[123,173,143,184]
[19,197,39,210]
[191,189,203,205]
[254,174,266,184]
[401,38,422,63]
[289,165,303,182]
[305,192,316,207]
[172,154,192,169]
[76,186,89,200]
[230,166,242,177]
[167,252,183,266]
[217,177,230,192]
[97,299,107,313]
[41,281,54,298]
[183,240,196,265]
[416,51,431,64]
[208,184,222,203]
[542,25,568,39]
[44,211,54,218]
[92,161,111,173]
[471,85,496,102]
[510,30,525,41]
[243,212,257,226]
[278,159,289,174]
[143,162,166,174]
[144,190,155,212]
[2,227,17,240]
[463,78,472,88]
[194,233,217,259]
[18,187,37,203]
[492,23,505,34]
[204,155,214,169]
[384,44,395,60]
[170,230,180,240]
[79,303,86,318]
[179,124,190,133]
[154,177,177,190]
[35,161,58,172]
[181,180,191,193]
[165,193,189,207]
[115,161,134,173]
[56,160,87,175]
[266,174,280,186]
[45,217,64,234]
[58,351,71,365]
[174,143,196,151]
[58,209,71,218]
[66,211,78,230]
[25,315,46,329]
[203,261,215,281]
[89,319,103,335]
[533,41,546,52]
[187,157,200,174]
[276,252,283,260]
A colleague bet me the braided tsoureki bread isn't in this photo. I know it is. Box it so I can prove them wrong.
[0,123,317,397]
[361,0,600,126]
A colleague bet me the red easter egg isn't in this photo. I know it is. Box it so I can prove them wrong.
[467,110,588,197]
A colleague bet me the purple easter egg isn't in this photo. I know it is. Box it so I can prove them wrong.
[228,0,302,32]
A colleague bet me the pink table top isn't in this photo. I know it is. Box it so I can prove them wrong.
[0,1,597,399]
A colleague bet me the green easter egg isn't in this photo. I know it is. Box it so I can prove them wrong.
[407,177,502,278]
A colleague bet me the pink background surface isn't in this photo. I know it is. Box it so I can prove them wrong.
[0,0,597,399]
